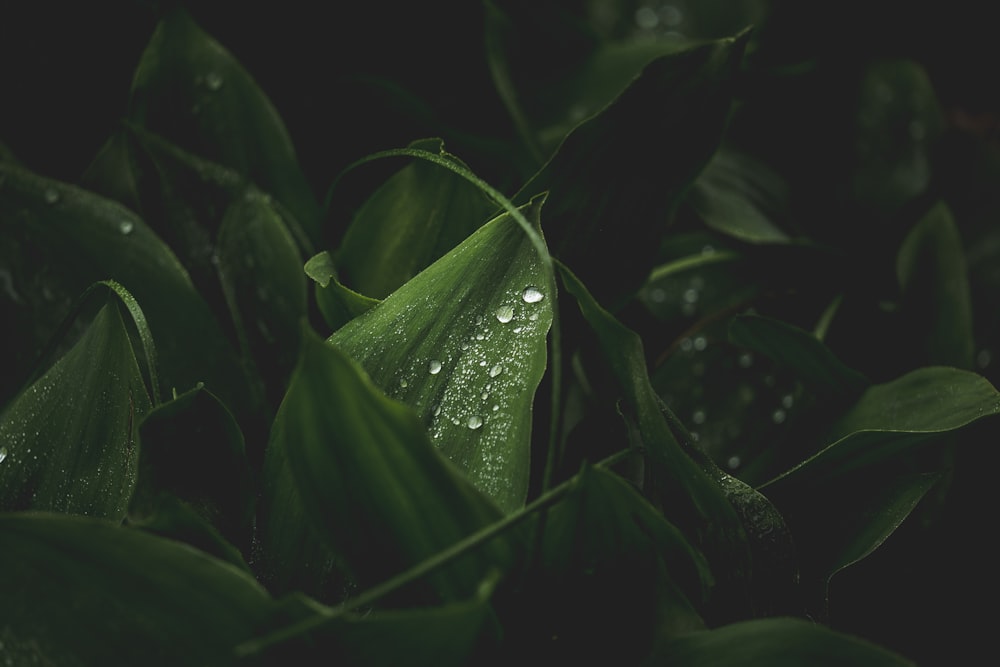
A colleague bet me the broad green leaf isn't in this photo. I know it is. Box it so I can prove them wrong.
[499,465,708,661]
[689,147,793,243]
[304,250,380,331]
[216,189,308,408]
[556,262,754,619]
[516,32,749,306]
[0,295,150,519]
[896,201,974,369]
[130,384,254,556]
[0,162,249,420]
[266,327,515,603]
[646,617,914,666]
[0,513,280,666]
[81,130,142,213]
[129,6,320,243]
[764,366,1000,486]
[236,578,498,666]
[729,313,870,398]
[328,197,553,513]
[335,138,496,299]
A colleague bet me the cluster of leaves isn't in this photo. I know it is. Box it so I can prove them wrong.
[2,2,999,665]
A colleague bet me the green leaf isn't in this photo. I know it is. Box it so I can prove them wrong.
[328,197,553,513]
[235,579,498,666]
[0,292,150,519]
[304,250,380,331]
[729,313,870,398]
[646,617,914,666]
[896,201,974,369]
[264,326,515,603]
[129,6,320,243]
[0,513,280,666]
[764,366,1000,486]
[0,162,249,420]
[216,189,308,408]
[556,262,753,620]
[689,147,793,243]
[516,32,749,306]
[335,138,496,299]
[130,383,254,557]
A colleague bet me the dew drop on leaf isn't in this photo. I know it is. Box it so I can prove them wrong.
[428,359,442,375]
[522,286,544,303]
[118,220,134,235]
[205,72,223,91]
[495,305,514,323]
[467,415,483,430]
[489,364,503,378]
[43,188,59,204]
[772,408,787,424]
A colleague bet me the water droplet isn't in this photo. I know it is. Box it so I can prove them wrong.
[489,364,503,378]
[683,288,699,304]
[495,305,514,323]
[727,455,741,470]
[43,188,59,204]
[119,220,134,235]
[432,404,441,417]
[460,341,470,350]
[479,360,487,367]
[481,391,489,400]
[781,393,795,409]
[205,72,223,91]
[522,287,544,303]
[649,287,666,303]
[529,312,539,321]
[635,6,659,29]
[475,315,484,326]
[467,415,483,430]
[513,326,523,333]
[492,404,500,411]
[399,378,408,388]
[693,336,707,351]
[977,349,992,369]
[0,447,7,463]
[428,359,442,375]
[680,337,694,352]
[476,332,485,340]
[738,352,754,368]
[772,408,787,424]
[692,409,706,425]
[701,244,715,256]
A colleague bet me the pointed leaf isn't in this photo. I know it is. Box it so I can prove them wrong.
[765,366,1000,486]
[267,327,514,602]
[689,147,793,243]
[130,384,254,555]
[304,250,380,331]
[0,513,279,666]
[0,295,150,519]
[896,201,974,369]
[648,617,914,666]
[729,313,870,398]
[516,33,749,306]
[328,197,553,512]
[335,138,496,299]
[0,162,249,419]
[129,7,320,242]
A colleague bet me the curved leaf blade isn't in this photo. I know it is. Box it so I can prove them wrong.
[0,296,150,519]
[328,197,554,513]
[129,7,320,242]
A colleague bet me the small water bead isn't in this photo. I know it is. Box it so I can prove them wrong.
[495,305,515,323]
[513,327,523,333]
[460,341,470,351]
[481,391,489,400]
[399,378,408,388]
[43,188,60,204]
[492,404,500,411]
[692,409,706,425]
[475,315,484,326]
[428,359,442,375]
[781,393,795,409]
[467,415,483,430]
[432,404,441,417]
[489,364,503,378]
[522,287,544,303]
[693,336,707,351]
[205,72,224,91]
[738,352,754,368]
[680,337,694,353]
[529,312,539,321]
[119,220,134,235]
[772,408,787,424]
[727,455,741,470]
[475,332,485,340]
[683,288,699,304]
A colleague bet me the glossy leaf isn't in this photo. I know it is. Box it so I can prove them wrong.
[129,6,320,243]
[335,138,496,299]
[0,162,249,419]
[216,189,308,408]
[304,250,380,332]
[729,313,870,398]
[0,294,150,519]
[647,617,914,666]
[516,32,749,306]
[0,513,280,666]
[328,197,553,513]
[896,201,974,369]
[265,327,514,603]
[764,366,1000,486]
[130,383,254,556]
[689,147,793,243]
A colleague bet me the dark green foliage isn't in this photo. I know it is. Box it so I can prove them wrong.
[3,2,999,665]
